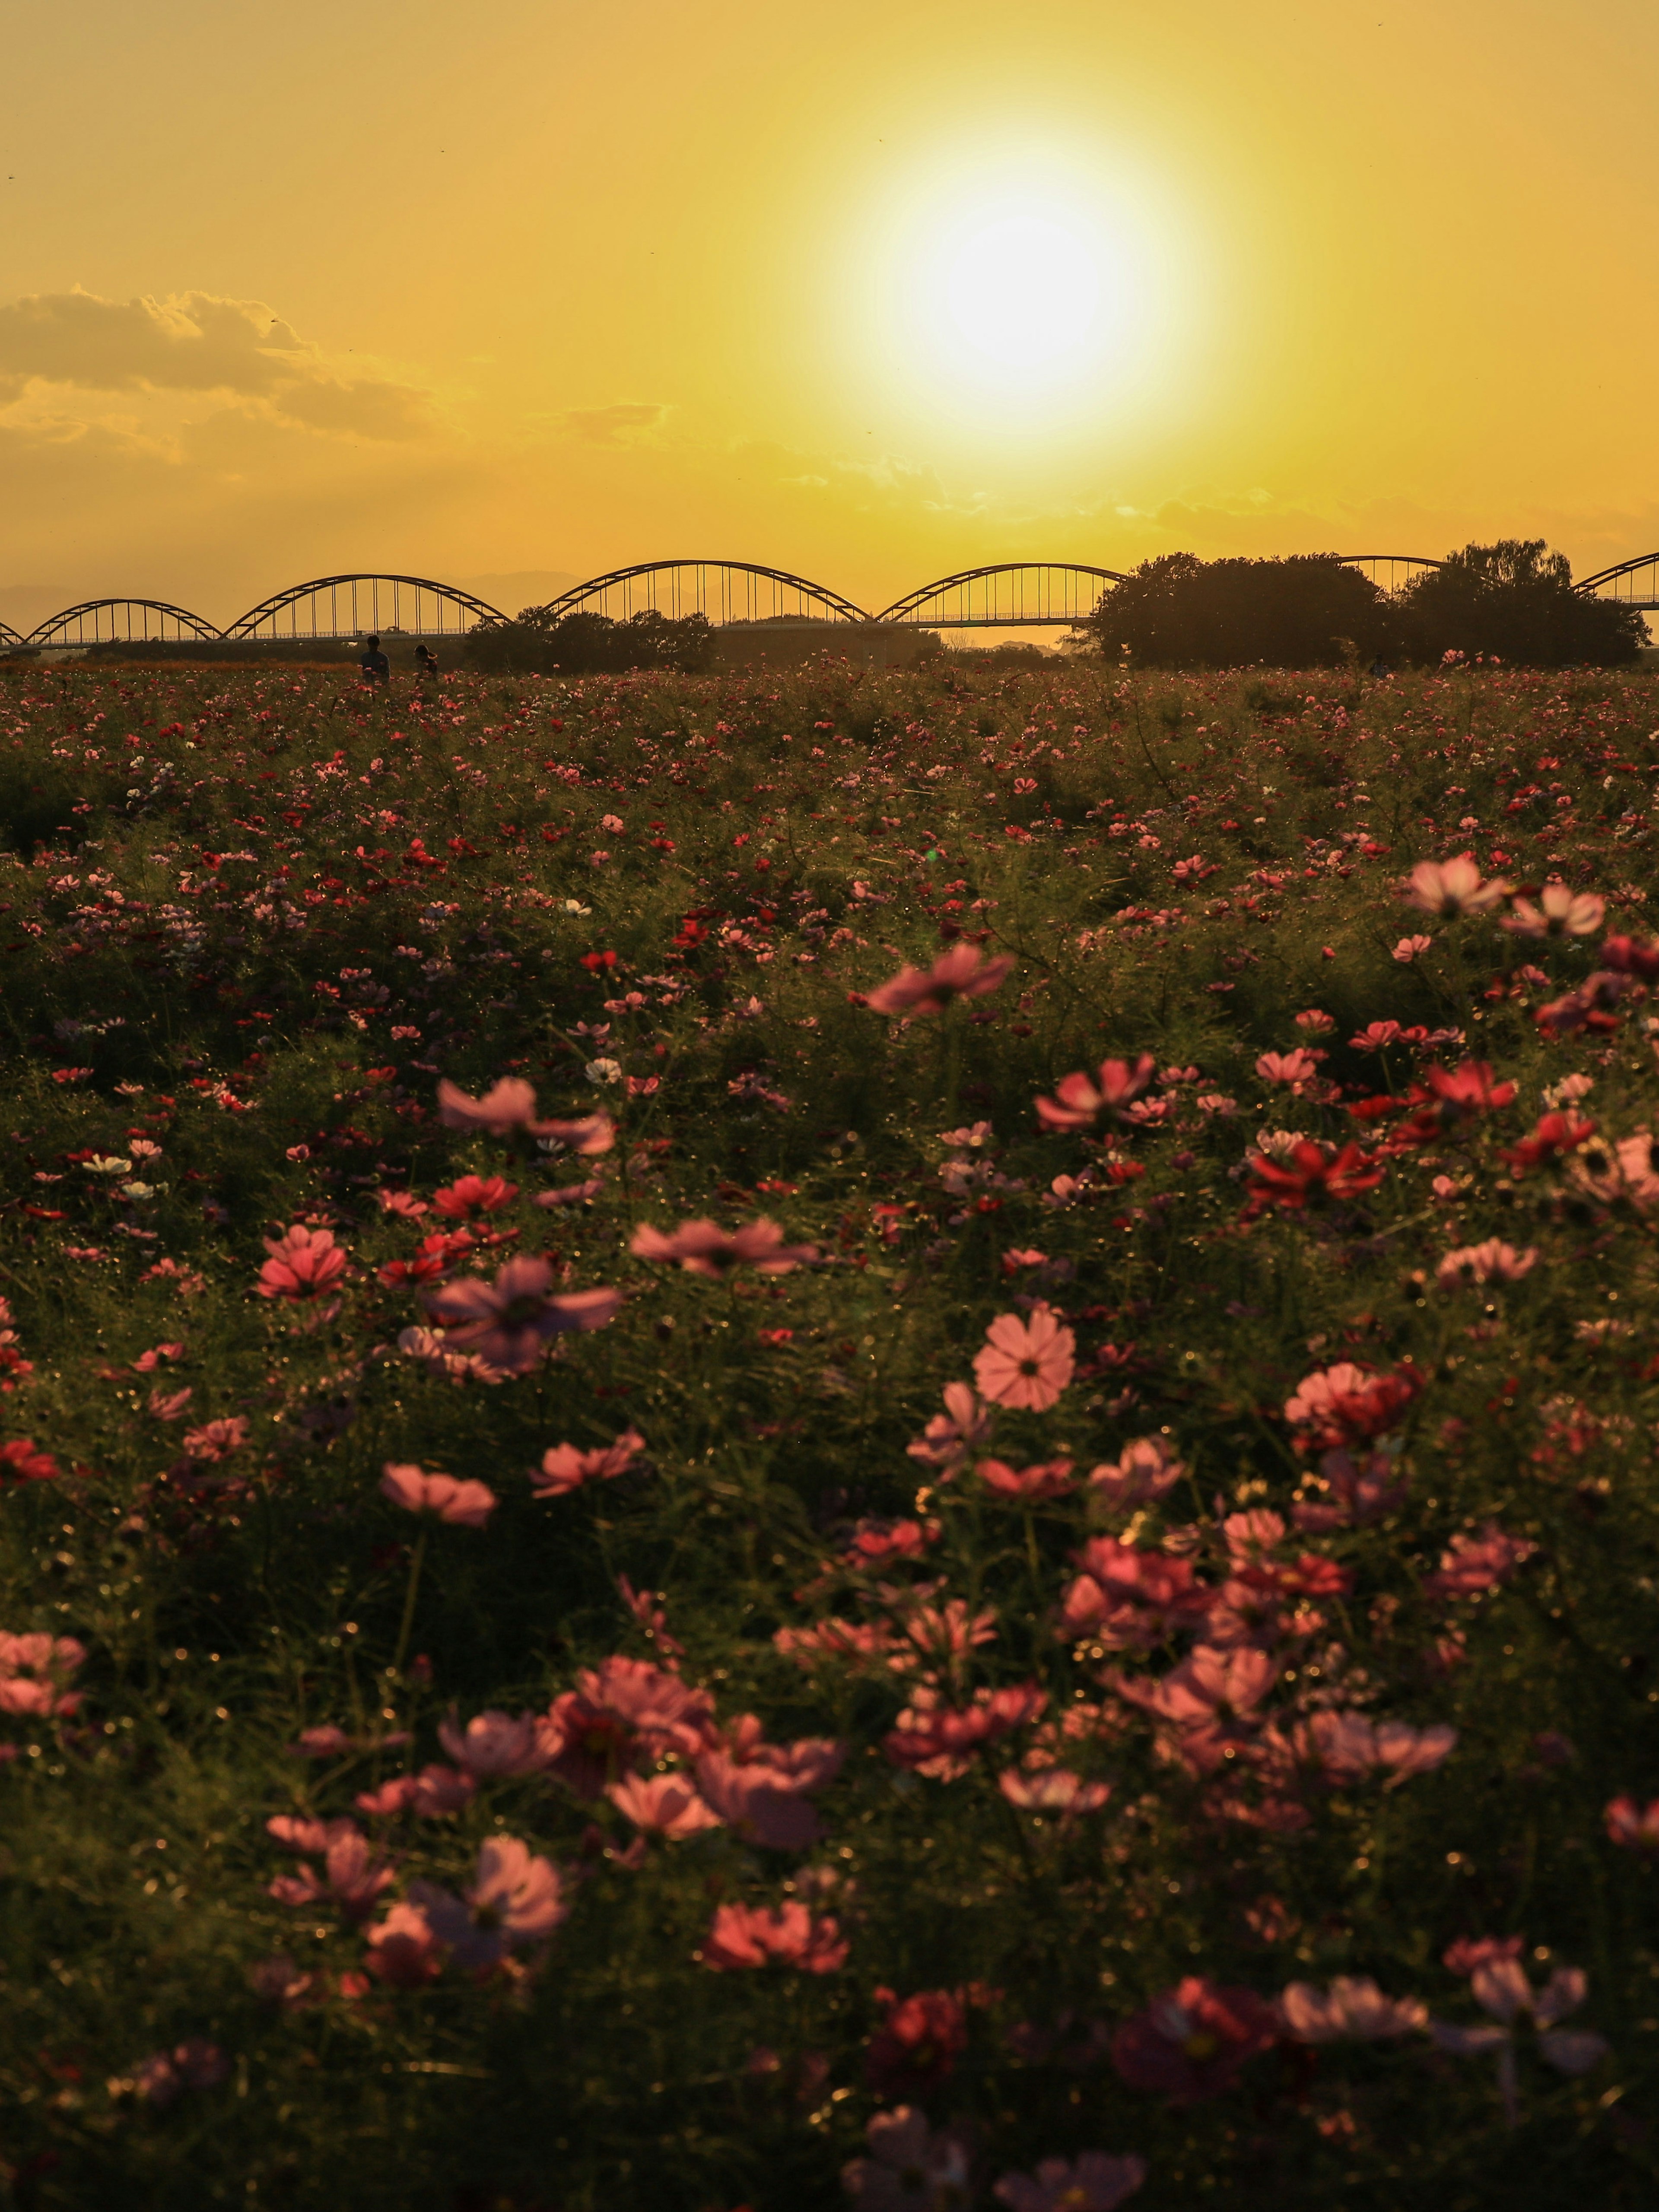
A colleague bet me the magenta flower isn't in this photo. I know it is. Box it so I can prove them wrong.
[843,2107,976,2211]
[699,1900,848,1973]
[1111,1977,1278,2102]
[531,1427,645,1498]
[436,1707,549,1778]
[408,1835,567,1973]
[865,942,1012,1016]
[422,1256,623,1372]
[1293,1710,1458,1787]
[181,1415,250,1463]
[379,1462,497,1529]
[124,2038,229,2108]
[1035,1053,1157,1132]
[1430,1959,1608,2123]
[629,1215,817,1277]
[1422,1521,1536,1598]
[257,1223,348,1302]
[993,2152,1147,2211]
[974,1305,1075,1411]
[998,1767,1112,1815]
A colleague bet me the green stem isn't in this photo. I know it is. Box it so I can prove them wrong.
[391,1527,429,1676]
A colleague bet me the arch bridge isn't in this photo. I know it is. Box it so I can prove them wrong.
[1335,554,1445,593]
[532,561,868,629]
[877,563,1128,628]
[25,599,221,648]
[223,574,505,641]
[1576,554,1659,610]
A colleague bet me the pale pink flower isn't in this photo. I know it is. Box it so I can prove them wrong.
[364,1900,442,1987]
[1422,1522,1536,1599]
[906,1381,995,1474]
[1294,1710,1457,1787]
[356,1763,477,1818]
[629,1215,816,1276]
[1393,934,1433,962]
[843,2107,976,2211]
[977,1456,1074,1501]
[409,1835,566,1972]
[994,2152,1146,2212]
[1294,1008,1337,1034]
[998,1767,1112,1815]
[1502,885,1606,938]
[257,1223,348,1302]
[1278,1976,1428,2041]
[1400,854,1509,917]
[437,1076,614,1152]
[694,1750,825,1847]
[1035,1053,1157,1132]
[607,1771,723,1838]
[1435,1239,1537,1288]
[866,943,1012,1015]
[0,1631,86,1720]
[974,1305,1075,1411]
[422,1256,623,1372]
[377,1188,429,1218]
[531,1427,645,1498]
[267,1822,397,1923]
[1430,1960,1609,2122]
[181,1414,250,1462]
[1255,1048,1322,1089]
[1087,1435,1184,1511]
[148,1386,194,1421]
[1605,1795,1659,1850]
[699,1900,848,1972]
[379,1462,496,1528]
[437,1707,549,1778]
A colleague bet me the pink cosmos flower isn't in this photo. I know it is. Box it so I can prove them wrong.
[437,1707,549,1778]
[364,1900,442,1987]
[1061,1539,1213,1651]
[629,1215,817,1277]
[1278,1977,1428,2041]
[267,1822,397,1923]
[1292,1710,1458,1788]
[998,1767,1112,1815]
[1086,1435,1184,1511]
[1035,1054,1157,1132]
[0,1631,86,1719]
[437,1076,614,1152]
[431,1174,518,1218]
[866,943,1012,1016]
[977,1456,1075,1502]
[543,1655,715,1796]
[906,1381,995,1475]
[1435,1239,1537,1288]
[377,1188,429,1218]
[1289,1447,1407,1531]
[257,1224,348,1302]
[884,1683,1046,1781]
[1393,934,1433,962]
[422,1256,622,1372]
[1605,1795,1659,1850]
[974,1305,1075,1411]
[408,1835,566,1972]
[379,1462,497,1529]
[694,1750,826,1847]
[1421,1522,1536,1599]
[1443,1936,1524,1977]
[148,1387,194,1422]
[866,1988,974,2098]
[699,1900,848,1972]
[1112,1647,1276,1768]
[1503,884,1606,938]
[1430,1960,1608,2123]
[356,1763,477,1818]
[607,1771,723,1838]
[993,2152,1147,2212]
[843,2107,977,2211]
[1112,1977,1278,2102]
[1283,1361,1421,1450]
[181,1415,250,1462]
[1400,854,1509,917]
[1255,1048,1323,1089]
[531,1426,645,1498]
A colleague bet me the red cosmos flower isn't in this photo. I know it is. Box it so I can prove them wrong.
[1600,933,1659,980]
[865,943,1012,1016]
[0,1438,60,1485]
[1060,1538,1214,1650]
[257,1224,348,1302]
[1035,1053,1157,1132]
[1110,1977,1278,2102]
[1283,1361,1422,1451]
[629,1216,817,1277]
[422,1257,622,1373]
[977,1456,1075,1501]
[883,1683,1047,1780]
[1243,1139,1385,1214]
[866,1988,973,2098]
[431,1174,518,1218]
[699,1901,848,1974]
[1502,1110,1597,1174]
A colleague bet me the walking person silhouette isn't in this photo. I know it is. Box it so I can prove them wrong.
[359,634,391,685]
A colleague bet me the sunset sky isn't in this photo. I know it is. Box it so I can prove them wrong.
[3,0,1659,632]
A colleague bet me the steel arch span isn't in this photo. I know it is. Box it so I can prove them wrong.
[25,599,221,648]
[1576,554,1659,610]
[1335,554,1446,591]
[0,619,22,649]
[224,574,507,641]
[535,562,870,628]
[875,564,1129,629]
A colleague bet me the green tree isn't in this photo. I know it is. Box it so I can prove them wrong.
[1078,552,1391,669]
[1395,539,1645,667]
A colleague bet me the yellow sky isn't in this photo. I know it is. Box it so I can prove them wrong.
[4,0,1659,628]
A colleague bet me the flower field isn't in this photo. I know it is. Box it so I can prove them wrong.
[3,651,1659,2210]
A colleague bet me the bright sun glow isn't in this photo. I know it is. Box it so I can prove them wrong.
[944,216,1103,372]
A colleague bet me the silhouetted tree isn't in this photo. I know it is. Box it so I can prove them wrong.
[1077,553,1391,670]
[465,606,715,676]
[1394,540,1645,667]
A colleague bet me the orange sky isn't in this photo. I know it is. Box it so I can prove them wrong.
[4,0,1659,630]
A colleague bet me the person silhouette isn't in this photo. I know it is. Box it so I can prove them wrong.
[414,642,439,680]
[359,634,390,685]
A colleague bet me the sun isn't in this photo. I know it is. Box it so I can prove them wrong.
[943,214,1104,374]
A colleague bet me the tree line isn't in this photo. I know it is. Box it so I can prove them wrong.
[464,606,716,676]
[1076,540,1646,670]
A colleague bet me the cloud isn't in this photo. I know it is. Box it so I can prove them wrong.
[0,288,432,441]
[560,402,668,445]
